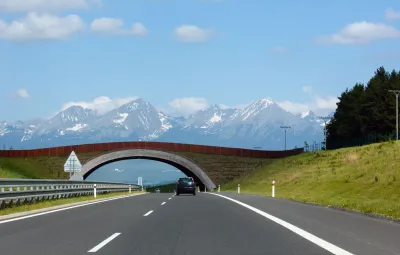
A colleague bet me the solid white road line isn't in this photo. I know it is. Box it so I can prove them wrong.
[88,233,121,253]
[143,210,153,216]
[0,193,146,225]
[209,193,354,255]
[161,202,166,205]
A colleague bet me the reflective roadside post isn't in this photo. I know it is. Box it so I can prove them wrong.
[93,184,97,198]
[129,185,131,193]
[238,184,240,194]
[272,181,275,198]
[218,185,220,192]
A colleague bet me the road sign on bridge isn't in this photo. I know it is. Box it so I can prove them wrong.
[64,151,82,178]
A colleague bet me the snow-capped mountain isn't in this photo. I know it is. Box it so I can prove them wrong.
[0,98,326,150]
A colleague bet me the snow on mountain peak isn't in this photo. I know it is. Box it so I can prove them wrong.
[301,111,310,118]
[238,98,276,121]
[56,106,97,124]
[209,112,222,123]
[158,112,173,131]
[258,98,275,105]
[113,113,129,124]
[122,98,150,111]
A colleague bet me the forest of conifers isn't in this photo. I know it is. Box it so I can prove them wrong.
[326,66,400,150]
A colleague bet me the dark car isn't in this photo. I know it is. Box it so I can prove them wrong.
[176,177,196,196]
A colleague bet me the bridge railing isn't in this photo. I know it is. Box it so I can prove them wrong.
[0,179,141,210]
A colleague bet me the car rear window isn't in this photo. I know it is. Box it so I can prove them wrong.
[179,178,192,183]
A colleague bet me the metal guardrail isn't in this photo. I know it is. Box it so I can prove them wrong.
[0,179,142,210]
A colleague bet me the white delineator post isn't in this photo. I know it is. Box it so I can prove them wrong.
[129,185,131,193]
[218,185,220,192]
[94,184,97,198]
[272,181,275,198]
[238,184,240,194]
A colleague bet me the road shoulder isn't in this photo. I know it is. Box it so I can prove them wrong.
[0,192,148,222]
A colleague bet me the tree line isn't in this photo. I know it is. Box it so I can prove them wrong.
[326,66,400,150]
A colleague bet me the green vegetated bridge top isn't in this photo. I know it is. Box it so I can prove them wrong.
[0,142,304,190]
[0,141,303,158]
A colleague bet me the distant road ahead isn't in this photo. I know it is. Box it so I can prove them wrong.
[0,192,399,255]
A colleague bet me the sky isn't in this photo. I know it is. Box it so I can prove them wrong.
[2,0,400,121]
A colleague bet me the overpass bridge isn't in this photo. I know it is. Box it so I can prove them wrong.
[0,142,303,191]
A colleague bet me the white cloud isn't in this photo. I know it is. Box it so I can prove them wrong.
[91,18,147,36]
[169,97,209,116]
[314,21,400,44]
[0,12,85,42]
[276,86,338,115]
[0,0,101,13]
[269,46,288,54]
[15,89,30,99]
[61,96,138,115]
[385,8,400,21]
[277,101,309,114]
[173,25,213,43]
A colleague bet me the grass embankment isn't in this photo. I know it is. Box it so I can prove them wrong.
[0,153,100,179]
[0,191,144,216]
[147,183,176,193]
[223,141,400,219]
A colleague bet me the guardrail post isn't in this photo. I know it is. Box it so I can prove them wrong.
[272,181,275,198]
[218,185,220,192]
[93,184,97,198]
[129,185,131,193]
[237,184,240,194]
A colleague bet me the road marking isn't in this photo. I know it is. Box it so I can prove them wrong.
[161,202,166,205]
[0,193,146,225]
[209,193,354,255]
[88,233,121,253]
[144,210,153,216]
[168,198,172,200]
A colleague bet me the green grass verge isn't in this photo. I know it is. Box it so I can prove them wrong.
[147,183,176,193]
[0,191,144,216]
[222,140,400,220]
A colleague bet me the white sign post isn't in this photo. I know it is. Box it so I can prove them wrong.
[272,181,275,197]
[64,151,82,179]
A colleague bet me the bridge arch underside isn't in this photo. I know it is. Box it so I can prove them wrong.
[81,149,217,190]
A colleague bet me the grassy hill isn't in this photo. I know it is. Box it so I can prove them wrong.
[223,140,400,219]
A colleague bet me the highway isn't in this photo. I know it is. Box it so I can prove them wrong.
[0,192,399,255]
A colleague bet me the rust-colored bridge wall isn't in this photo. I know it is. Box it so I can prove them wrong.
[0,141,303,159]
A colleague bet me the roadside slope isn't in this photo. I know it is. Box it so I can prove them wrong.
[223,140,400,219]
[0,153,99,179]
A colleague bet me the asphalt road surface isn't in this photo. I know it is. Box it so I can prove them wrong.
[0,192,399,255]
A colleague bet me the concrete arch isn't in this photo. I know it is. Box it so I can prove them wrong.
[81,149,217,190]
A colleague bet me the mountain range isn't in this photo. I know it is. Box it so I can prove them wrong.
[0,98,332,150]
